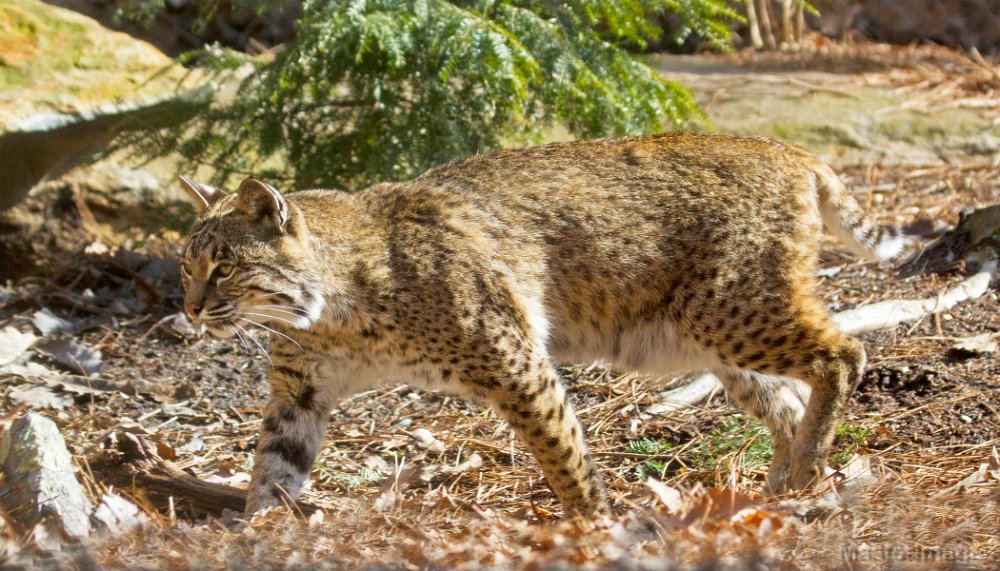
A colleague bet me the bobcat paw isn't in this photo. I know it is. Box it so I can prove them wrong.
[786,463,836,492]
[766,466,793,495]
[245,489,292,516]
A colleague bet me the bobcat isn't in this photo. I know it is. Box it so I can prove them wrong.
[177,133,903,517]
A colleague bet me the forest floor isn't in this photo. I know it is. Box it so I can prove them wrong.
[0,41,998,570]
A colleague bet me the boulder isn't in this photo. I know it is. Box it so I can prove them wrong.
[0,413,92,542]
[811,0,1000,50]
[0,0,204,210]
[858,0,1000,50]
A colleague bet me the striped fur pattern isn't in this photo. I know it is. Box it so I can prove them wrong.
[177,133,903,517]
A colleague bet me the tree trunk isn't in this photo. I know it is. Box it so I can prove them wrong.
[794,1,805,46]
[746,0,764,49]
[781,0,794,47]
[758,0,778,50]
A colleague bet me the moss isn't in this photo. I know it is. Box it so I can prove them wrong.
[0,65,26,89]
[0,2,87,75]
[0,4,41,66]
[877,115,984,144]
[877,118,947,143]
[0,0,189,125]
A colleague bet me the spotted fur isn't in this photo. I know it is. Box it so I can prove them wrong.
[177,133,902,517]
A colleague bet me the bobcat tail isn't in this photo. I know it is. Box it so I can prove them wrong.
[814,164,905,261]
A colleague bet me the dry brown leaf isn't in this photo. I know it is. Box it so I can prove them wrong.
[645,478,684,513]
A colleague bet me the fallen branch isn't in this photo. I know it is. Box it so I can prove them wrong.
[646,374,721,415]
[831,261,996,335]
[647,261,997,415]
[90,432,317,520]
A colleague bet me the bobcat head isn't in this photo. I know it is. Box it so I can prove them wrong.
[177,176,326,338]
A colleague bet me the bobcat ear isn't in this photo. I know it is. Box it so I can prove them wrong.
[236,177,289,232]
[178,175,225,212]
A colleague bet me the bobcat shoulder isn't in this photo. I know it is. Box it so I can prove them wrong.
[177,133,903,516]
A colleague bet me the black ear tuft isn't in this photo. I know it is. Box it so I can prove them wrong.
[178,176,225,212]
[236,178,289,232]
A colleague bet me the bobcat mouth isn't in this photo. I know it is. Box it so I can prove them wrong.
[204,323,236,339]
[191,305,238,338]
[193,300,312,344]
[198,315,236,339]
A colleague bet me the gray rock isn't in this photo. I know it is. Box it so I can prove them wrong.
[0,414,91,540]
[93,493,148,534]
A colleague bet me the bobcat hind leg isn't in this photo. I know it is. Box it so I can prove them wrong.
[714,369,810,493]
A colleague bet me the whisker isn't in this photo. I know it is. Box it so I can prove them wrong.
[251,304,310,316]
[229,324,252,355]
[238,317,304,351]
[261,290,301,299]
[248,305,308,317]
[242,311,301,328]
[236,321,273,366]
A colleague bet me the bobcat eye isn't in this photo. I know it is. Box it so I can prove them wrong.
[180,263,192,278]
[216,263,235,278]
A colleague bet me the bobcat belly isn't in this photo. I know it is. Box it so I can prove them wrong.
[549,319,718,377]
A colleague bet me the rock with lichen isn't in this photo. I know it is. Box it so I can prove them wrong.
[0,413,92,544]
[0,0,203,209]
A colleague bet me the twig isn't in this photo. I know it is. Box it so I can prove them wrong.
[646,374,721,416]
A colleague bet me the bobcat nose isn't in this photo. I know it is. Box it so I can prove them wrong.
[185,301,203,319]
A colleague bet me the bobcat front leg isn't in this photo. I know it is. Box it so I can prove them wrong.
[246,357,330,514]
[488,363,609,517]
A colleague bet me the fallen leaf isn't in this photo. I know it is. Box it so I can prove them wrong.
[728,507,786,539]
[178,436,205,454]
[204,470,251,487]
[374,460,420,512]
[645,478,684,513]
[34,338,102,377]
[444,453,483,474]
[950,334,997,356]
[419,453,483,483]
[8,384,73,410]
[684,487,759,524]
[0,327,36,366]
[372,490,398,513]
[2,361,61,380]
[381,438,407,450]
[32,309,74,336]
[364,454,391,472]
[93,494,148,535]
[165,312,198,338]
[836,454,874,485]
[934,463,989,497]
[409,428,446,452]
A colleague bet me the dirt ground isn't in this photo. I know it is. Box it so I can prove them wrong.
[0,42,998,570]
